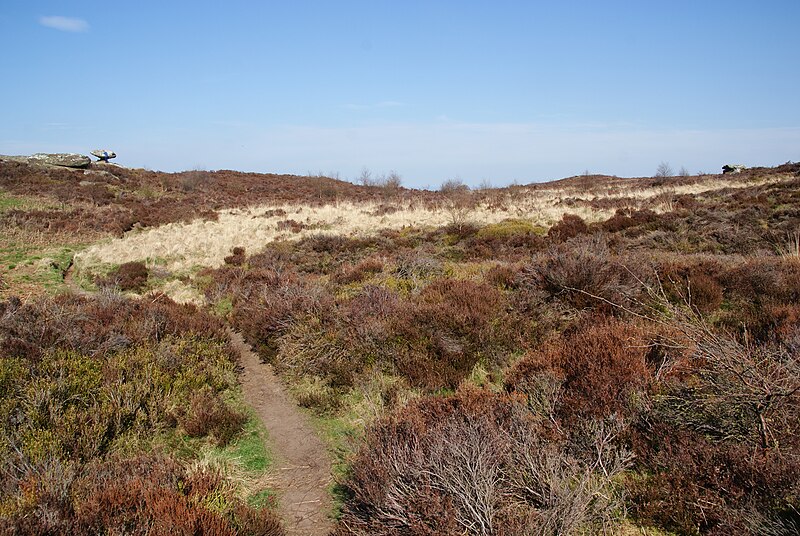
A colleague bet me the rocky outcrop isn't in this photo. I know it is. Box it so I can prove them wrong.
[0,153,91,169]
[91,149,116,162]
[0,153,92,169]
[28,153,91,168]
[722,164,746,174]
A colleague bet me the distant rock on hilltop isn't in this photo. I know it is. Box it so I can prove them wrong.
[91,149,116,163]
[0,152,92,169]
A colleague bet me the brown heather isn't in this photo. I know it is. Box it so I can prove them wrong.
[2,160,800,534]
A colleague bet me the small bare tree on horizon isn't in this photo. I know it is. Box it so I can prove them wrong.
[655,162,674,178]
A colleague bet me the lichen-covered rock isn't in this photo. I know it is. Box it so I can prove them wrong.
[0,155,30,164]
[91,149,116,162]
[28,152,91,168]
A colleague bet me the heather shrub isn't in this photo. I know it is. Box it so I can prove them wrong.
[680,271,723,313]
[335,388,630,535]
[231,504,285,536]
[0,293,229,360]
[657,320,799,450]
[507,318,650,421]
[547,213,589,241]
[269,277,519,406]
[654,256,726,314]
[0,293,282,534]
[0,335,239,466]
[617,296,800,534]
[276,219,306,233]
[764,303,800,349]
[113,261,149,291]
[527,234,644,313]
[390,279,506,388]
[720,257,800,305]
[713,257,800,343]
[330,257,384,285]
[178,169,213,192]
[627,421,800,535]
[305,233,356,254]
[228,269,333,361]
[484,262,520,289]
[599,208,658,234]
[393,251,444,282]
[224,246,246,266]
[0,453,285,535]
[442,220,479,239]
[177,387,248,447]
[276,316,363,389]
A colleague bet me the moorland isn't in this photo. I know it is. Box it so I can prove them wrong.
[1,157,799,535]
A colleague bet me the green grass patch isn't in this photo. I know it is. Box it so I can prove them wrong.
[0,243,32,268]
[0,241,86,294]
[0,190,62,213]
[153,393,277,505]
[0,192,26,212]
[217,410,272,474]
[212,297,234,318]
[308,411,360,518]
[301,373,420,519]
[476,218,546,239]
[247,488,278,509]
[154,391,271,474]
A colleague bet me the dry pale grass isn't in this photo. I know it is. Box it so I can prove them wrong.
[73,199,602,275]
[73,173,791,278]
[529,174,789,213]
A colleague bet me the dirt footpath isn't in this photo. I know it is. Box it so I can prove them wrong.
[63,266,335,534]
[229,330,334,536]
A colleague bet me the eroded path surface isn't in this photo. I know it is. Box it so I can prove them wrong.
[228,330,334,536]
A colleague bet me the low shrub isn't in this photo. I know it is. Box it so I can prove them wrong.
[114,261,149,291]
[335,388,630,535]
[224,246,246,266]
[0,453,285,535]
[0,292,278,534]
[230,272,333,362]
[720,257,800,305]
[599,208,658,234]
[507,318,650,421]
[548,213,590,241]
[654,256,726,314]
[527,234,644,313]
[393,252,444,282]
[177,387,248,447]
[390,279,506,388]
[276,219,306,233]
[484,263,520,289]
[627,422,800,535]
[330,257,384,285]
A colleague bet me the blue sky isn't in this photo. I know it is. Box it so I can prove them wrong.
[2,1,799,187]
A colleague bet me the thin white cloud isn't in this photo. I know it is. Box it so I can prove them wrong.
[39,16,89,33]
